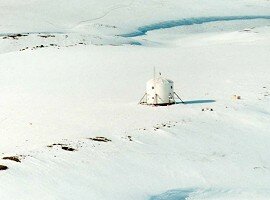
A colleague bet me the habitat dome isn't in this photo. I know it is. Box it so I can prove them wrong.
[145,77,175,105]
[139,73,184,106]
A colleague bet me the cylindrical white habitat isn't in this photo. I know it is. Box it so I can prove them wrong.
[146,77,175,105]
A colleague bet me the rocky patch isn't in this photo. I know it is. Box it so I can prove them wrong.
[38,34,56,38]
[88,137,112,142]
[2,33,28,40]
[127,136,133,141]
[3,156,21,163]
[232,95,241,100]
[47,143,76,152]
[0,165,8,171]
[153,121,177,131]
[202,107,214,112]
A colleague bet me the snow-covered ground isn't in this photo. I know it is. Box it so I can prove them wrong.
[0,1,270,200]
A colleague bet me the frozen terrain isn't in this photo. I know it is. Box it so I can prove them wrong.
[0,0,270,200]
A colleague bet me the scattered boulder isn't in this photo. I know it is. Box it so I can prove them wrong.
[0,165,8,171]
[3,34,28,40]
[202,108,214,112]
[47,143,76,152]
[232,95,241,100]
[38,35,55,38]
[47,143,65,148]
[127,136,132,141]
[3,156,21,163]
[88,137,111,142]
[61,146,76,152]
[153,121,178,131]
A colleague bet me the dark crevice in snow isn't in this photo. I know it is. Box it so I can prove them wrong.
[120,15,270,37]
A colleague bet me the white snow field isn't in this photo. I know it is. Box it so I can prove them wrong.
[0,0,270,199]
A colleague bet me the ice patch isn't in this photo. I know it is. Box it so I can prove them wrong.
[149,188,195,200]
[149,188,270,200]
[120,16,270,37]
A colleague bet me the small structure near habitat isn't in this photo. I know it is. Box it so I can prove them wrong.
[139,71,184,106]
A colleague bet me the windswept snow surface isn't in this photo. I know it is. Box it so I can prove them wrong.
[0,0,270,200]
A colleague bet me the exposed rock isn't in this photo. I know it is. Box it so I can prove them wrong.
[38,35,55,38]
[3,34,28,40]
[0,165,8,171]
[202,108,214,111]
[3,156,21,163]
[127,136,132,141]
[47,143,76,151]
[88,137,111,142]
[232,95,241,100]
[61,146,76,151]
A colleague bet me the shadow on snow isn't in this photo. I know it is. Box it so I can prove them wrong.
[180,99,216,105]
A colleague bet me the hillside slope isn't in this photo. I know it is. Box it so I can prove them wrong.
[0,1,270,200]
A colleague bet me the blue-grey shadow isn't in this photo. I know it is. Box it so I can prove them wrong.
[176,99,216,105]
[120,15,270,37]
[149,188,195,200]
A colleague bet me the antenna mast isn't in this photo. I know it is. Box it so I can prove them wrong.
[153,67,157,104]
